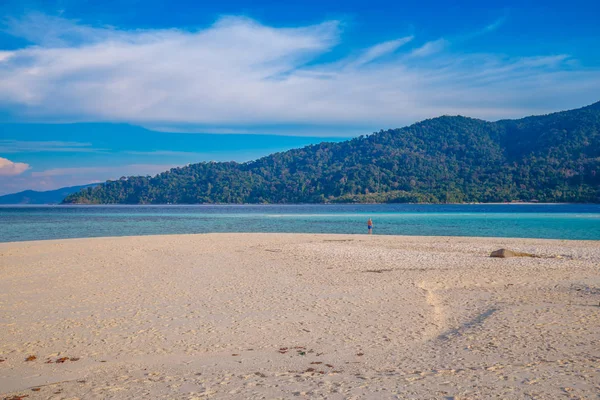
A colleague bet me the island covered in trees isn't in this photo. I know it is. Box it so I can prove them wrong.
[64,101,600,204]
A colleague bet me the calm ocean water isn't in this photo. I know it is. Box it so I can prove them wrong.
[1,204,599,242]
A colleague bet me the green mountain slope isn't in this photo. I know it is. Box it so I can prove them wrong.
[64,102,600,204]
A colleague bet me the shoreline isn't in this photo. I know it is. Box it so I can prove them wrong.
[3,201,597,206]
[2,233,599,398]
[2,231,600,246]
[2,231,600,247]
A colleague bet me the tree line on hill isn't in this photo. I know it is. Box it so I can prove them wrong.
[64,101,600,204]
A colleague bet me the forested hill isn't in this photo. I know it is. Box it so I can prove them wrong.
[64,101,600,204]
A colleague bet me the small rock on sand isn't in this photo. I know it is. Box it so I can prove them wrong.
[490,248,537,258]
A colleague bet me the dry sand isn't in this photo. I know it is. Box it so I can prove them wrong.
[1,233,599,399]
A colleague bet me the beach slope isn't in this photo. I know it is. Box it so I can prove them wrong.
[1,234,599,398]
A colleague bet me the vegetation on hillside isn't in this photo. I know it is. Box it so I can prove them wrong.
[64,102,600,204]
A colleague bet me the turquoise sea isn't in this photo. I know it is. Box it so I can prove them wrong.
[1,204,599,242]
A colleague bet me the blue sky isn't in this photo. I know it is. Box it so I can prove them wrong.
[0,0,599,194]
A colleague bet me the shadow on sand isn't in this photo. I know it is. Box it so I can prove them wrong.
[437,308,499,341]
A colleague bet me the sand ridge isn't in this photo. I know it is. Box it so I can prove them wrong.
[1,233,599,399]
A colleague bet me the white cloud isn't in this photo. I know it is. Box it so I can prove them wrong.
[0,140,103,153]
[124,150,209,157]
[483,16,507,33]
[0,14,599,135]
[409,38,448,57]
[31,164,178,177]
[3,12,121,47]
[0,157,30,176]
[349,36,414,67]
[0,51,14,62]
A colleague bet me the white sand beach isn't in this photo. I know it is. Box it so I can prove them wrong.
[1,233,599,399]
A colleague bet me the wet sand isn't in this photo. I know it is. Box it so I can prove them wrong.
[1,233,599,399]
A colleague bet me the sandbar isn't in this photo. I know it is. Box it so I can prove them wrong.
[1,233,599,398]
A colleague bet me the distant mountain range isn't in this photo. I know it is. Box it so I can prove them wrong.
[0,184,97,205]
[64,101,600,204]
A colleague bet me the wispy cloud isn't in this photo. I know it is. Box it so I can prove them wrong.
[124,150,208,157]
[144,126,254,134]
[409,38,448,58]
[483,15,507,33]
[31,164,179,177]
[349,36,414,67]
[0,13,598,135]
[0,140,105,153]
[2,12,120,47]
[0,51,14,62]
[0,157,30,176]
[457,14,509,42]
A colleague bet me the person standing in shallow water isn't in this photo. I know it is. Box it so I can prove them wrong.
[367,218,373,234]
